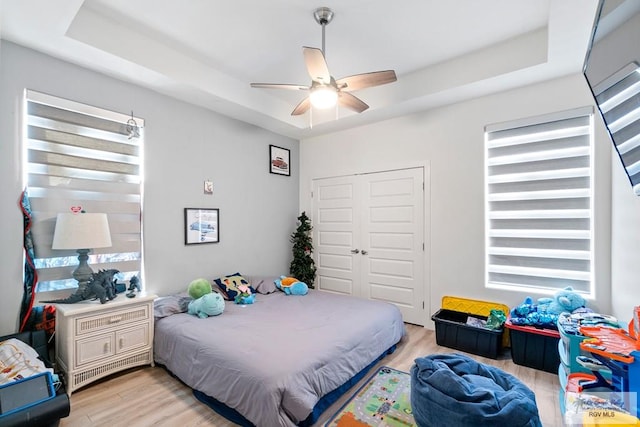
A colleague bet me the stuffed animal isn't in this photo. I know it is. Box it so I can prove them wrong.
[510,287,587,328]
[188,292,225,318]
[234,284,255,304]
[544,286,586,315]
[275,276,308,295]
[188,278,212,299]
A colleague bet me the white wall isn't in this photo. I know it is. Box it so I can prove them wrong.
[0,41,299,335]
[300,74,613,327]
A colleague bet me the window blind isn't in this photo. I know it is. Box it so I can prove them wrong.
[24,90,144,292]
[485,107,593,294]
[593,62,640,194]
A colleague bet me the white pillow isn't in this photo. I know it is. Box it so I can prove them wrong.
[0,338,53,384]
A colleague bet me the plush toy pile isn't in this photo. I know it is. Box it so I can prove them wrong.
[186,278,225,318]
[275,276,308,295]
[510,286,588,329]
[233,283,255,304]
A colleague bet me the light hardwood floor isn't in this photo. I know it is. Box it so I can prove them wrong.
[59,324,562,427]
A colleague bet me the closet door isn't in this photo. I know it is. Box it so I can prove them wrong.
[312,168,426,325]
[360,168,425,325]
[313,175,362,296]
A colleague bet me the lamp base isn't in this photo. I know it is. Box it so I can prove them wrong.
[72,249,94,294]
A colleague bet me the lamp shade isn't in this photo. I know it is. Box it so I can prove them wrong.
[52,213,112,250]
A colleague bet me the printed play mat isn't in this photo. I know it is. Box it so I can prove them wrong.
[325,366,416,427]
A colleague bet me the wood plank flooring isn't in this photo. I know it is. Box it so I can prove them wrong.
[59,324,562,427]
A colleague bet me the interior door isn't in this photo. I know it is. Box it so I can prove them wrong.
[313,175,362,296]
[360,168,425,325]
[312,167,426,325]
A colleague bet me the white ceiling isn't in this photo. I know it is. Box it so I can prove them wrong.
[0,0,599,139]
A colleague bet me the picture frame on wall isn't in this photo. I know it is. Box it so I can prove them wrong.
[269,145,290,176]
[184,208,219,245]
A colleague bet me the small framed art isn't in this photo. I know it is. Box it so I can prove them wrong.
[269,145,290,176]
[184,208,219,245]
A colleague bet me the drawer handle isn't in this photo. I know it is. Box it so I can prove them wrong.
[104,342,110,353]
[108,316,123,324]
[119,338,124,349]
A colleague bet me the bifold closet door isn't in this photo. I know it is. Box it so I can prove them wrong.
[312,167,425,325]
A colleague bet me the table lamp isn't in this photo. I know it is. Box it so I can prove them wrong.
[52,212,112,292]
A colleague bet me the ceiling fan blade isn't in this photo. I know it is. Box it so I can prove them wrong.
[303,47,331,83]
[291,97,311,116]
[336,70,397,92]
[250,83,308,91]
[338,92,369,113]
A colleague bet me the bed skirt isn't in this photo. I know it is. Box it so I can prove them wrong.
[193,344,398,427]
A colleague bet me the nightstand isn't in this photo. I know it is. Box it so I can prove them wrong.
[54,293,156,395]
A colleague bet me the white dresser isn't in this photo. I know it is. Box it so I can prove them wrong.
[54,293,156,395]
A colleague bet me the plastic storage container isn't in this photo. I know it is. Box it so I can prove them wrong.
[506,319,560,373]
[441,296,510,347]
[431,308,503,359]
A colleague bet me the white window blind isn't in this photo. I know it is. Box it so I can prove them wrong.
[24,90,144,292]
[593,62,640,194]
[484,107,594,294]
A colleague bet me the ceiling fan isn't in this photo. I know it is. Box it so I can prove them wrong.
[250,7,397,116]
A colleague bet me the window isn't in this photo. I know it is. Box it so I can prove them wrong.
[23,90,144,292]
[484,107,594,295]
[591,62,640,194]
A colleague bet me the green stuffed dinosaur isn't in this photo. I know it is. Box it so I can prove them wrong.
[188,292,225,318]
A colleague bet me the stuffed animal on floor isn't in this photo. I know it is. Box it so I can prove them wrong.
[188,278,213,299]
[234,283,255,305]
[188,292,225,318]
[275,276,308,295]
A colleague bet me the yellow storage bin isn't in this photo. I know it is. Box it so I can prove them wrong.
[441,296,510,348]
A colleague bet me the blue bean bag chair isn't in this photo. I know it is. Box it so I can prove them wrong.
[410,353,541,427]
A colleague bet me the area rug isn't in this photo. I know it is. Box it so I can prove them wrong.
[324,366,416,427]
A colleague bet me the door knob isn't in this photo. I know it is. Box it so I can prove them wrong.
[350,249,360,254]
[361,250,368,255]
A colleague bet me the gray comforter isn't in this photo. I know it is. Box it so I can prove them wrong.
[154,290,404,427]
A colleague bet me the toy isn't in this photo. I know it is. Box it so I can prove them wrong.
[275,276,308,296]
[510,287,587,328]
[42,269,119,304]
[544,286,586,315]
[188,292,225,318]
[126,275,141,298]
[188,278,212,299]
[234,284,255,304]
[510,296,558,328]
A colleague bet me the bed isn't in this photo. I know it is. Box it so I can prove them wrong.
[153,283,405,427]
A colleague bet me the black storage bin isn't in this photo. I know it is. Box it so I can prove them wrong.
[506,320,560,373]
[431,309,503,359]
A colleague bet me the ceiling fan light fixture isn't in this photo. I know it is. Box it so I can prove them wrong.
[309,85,337,109]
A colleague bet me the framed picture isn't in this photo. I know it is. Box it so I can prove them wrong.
[269,145,290,176]
[184,208,219,245]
